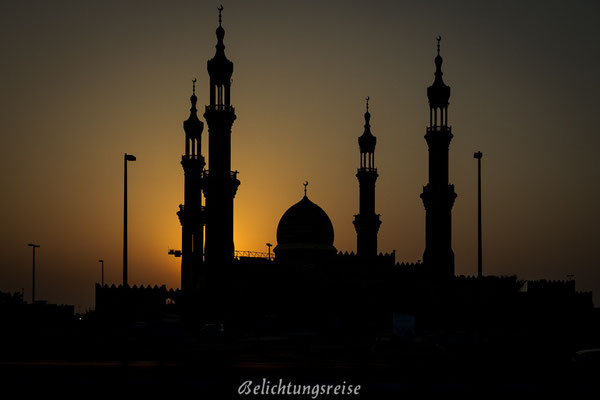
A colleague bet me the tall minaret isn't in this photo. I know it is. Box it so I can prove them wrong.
[178,79,205,292]
[353,97,381,257]
[202,6,240,265]
[420,36,457,278]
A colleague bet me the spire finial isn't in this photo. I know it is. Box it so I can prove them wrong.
[218,4,223,26]
[436,35,442,55]
[190,78,198,110]
[363,96,371,124]
[303,181,308,197]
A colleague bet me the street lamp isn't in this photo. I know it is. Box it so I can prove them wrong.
[28,243,40,303]
[474,151,483,278]
[124,153,136,287]
[98,259,104,286]
[266,243,272,261]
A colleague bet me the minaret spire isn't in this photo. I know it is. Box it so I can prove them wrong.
[203,6,240,266]
[421,36,457,278]
[353,98,381,257]
[178,78,206,293]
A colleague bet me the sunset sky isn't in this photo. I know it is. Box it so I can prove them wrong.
[1,0,599,311]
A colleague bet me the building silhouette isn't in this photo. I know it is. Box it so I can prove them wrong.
[91,9,596,349]
[160,11,594,328]
[175,13,456,292]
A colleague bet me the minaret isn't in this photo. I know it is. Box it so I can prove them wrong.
[420,36,457,278]
[202,6,240,265]
[177,79,205,292]
[353,97,381,257]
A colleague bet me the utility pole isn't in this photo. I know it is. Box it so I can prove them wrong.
[28,243,40,302]
[474,151,483,278]
[124,153,136,286]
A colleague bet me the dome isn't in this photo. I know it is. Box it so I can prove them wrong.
[274,195,336,263]
[277,195,334,246]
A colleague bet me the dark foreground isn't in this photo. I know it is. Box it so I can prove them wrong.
[1,328,599,397]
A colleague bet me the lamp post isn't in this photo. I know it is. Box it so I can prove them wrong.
[28,243,40,303]
[124,153,136,287]
[266,243,272,261]
[98,259,104,286]
[474,151,483,278]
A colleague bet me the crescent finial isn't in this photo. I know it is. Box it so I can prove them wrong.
[303,181,309,197]
[436,35,442,55]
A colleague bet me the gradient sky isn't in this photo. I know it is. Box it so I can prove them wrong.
[1,0,599,311]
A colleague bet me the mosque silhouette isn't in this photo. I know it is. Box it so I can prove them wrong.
[2,7,600,393]
[94,8,594,342]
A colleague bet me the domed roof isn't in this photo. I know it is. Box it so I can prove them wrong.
[276,195,334,247]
